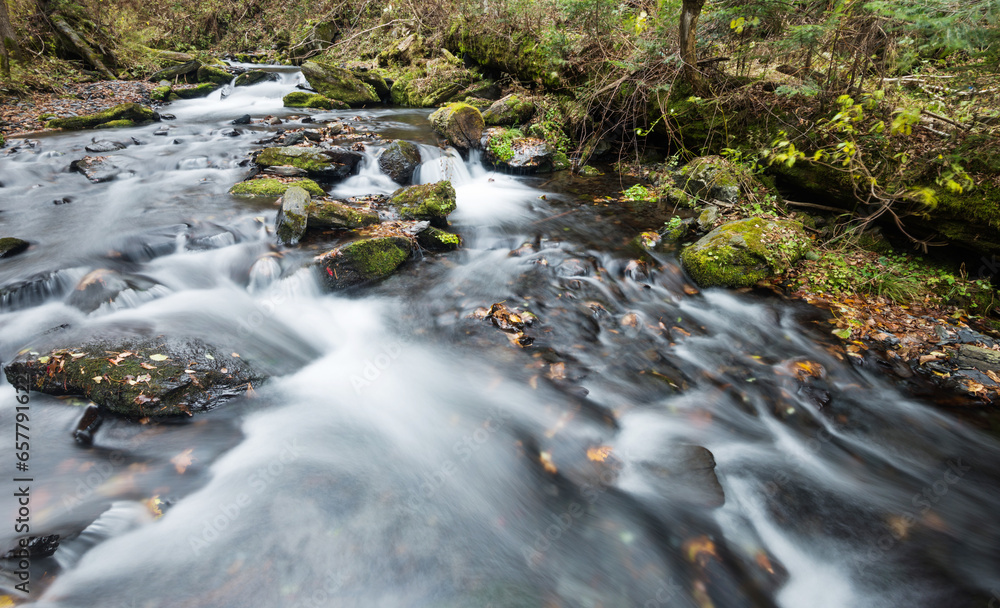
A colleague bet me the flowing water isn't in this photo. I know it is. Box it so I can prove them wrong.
[1,66,999,608]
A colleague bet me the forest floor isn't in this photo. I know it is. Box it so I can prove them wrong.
[0,80,154,136]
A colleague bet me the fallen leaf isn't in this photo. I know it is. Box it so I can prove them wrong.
[171,448,195,474]
[92,376,103,384]
[38,356,50,364]
[149,354,169,361]
[539,451,558,474]
[586,446,614,462]
[140,362,156,370]
[205,353,215,360]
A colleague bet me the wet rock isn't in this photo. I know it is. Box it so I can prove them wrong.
[282,91,347,110]
[307,200,380,230]
[46,103,157,130]
[229,177,325,198]
[70,156,123,183]
[153,128,169,136]
[416,226,460,251]
[482,94,535,126]
[234,70,278,87]
[65,269,159,313]
[300,61,380,106]
[638,445,725,508]
[232,114,252,125]
[4,534,60,559]
[429,103,484,150]
[220,128,242,138]
[954,345,1000,373]
[159,113,176,121]
[148,60,201,82]
[378,140,422,184]
[2,338,265,418]
[386,181,457,227]
[255,146,361,180]
[481,127,553,173]
[680,218,811,288]
[314,237,412,290]
[171,83,222,99]
[677,155,749,205]
[0,237,29,258]
[263,165,309,177]
[85,139,126,153]
[196,65,232,85]
[275,186,310,246]
[150,84,171,102]
[281,132,306,146]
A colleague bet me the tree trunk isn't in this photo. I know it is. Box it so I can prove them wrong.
[0,0,18,78]
[50,13,116,80]
[679,0,708,95]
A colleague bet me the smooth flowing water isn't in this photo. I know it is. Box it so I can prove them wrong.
[1,67,999,608]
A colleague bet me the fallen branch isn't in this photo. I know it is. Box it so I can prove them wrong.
[50,13,116,80]
[921,109,969,131]
[784,200,849,213]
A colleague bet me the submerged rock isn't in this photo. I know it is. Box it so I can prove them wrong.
[429,103,484,150]
[85,140,126,153]
[229,177,325,198]
[65,269,159,313]
[275,186,310,246]
[314,237,412,289]
[416,226,460,251]
[481,128,553,173]
[3,338,265,418]
[300,61,381,106]
[282,91,347,110]
[0,237,29,258]
[46,103,157,130]
[234,70,278,87]
[307,200,380,230]
[378,140,422,184]
[386,181,457,227]
[637,445,726,508]
[482,94,535,126]
[255,146,361,180]
[680,218,811,288]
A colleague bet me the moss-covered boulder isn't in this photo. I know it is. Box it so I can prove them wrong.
[197,65,232,85]
[150,85,172,101]
[46,103,157,130]
[0,238,29,259]
[678,156,748,205]
[481,128,553,173]
[300,61,380,106]
[282,91,343,110]
[353,69,390,101]
[314,237,412,290]
[482,94,534,126]
[234,70,278,87]
[256,146,361,180]
[416,226,461,251]
[386,181,457,227]
[171,83,222,99]
[275,186,310,246]
[429,103,484,150]
[378,140,422,184]
[229,178,325,198]
[388,59,478,108]
[307,200,380,230]
[2,338,265,418]
[680,218,811,288]
[148,60,201,82]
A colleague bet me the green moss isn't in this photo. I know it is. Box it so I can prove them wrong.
[229,178,325,198]
[301,60,380,106]
[487,128,523,162]
[552,151,570,172]
[45,103,156,130]
[256,147,333,174]
[234,70,272,87]
[38,112,57,122]
[680,218,810,288]
[283,91,343,110]
[447,19,562,88]
[150,85,172,101]
[417,226,461,251]
[578,165,602,176]
[172,83,221,99]
[197,65,231,85]
[307,201,380,229]
[388,181,457,226]
[0,237,29,258]
[341,237,410,278]
[483,94,535,126]
[429,102,484,149]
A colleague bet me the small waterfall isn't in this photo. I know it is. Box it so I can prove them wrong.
[330,147,400,198]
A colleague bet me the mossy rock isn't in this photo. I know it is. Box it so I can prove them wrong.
[416,226,461,251]
[352,69,390,101]
[229,178,325,198]
[429,103,484,150]
[45,103,156,130]
[0,238,29,258]
[378,140,422,184]
[300,60,380,106]
[483,94,534,126]
[256,147,335,177]
[197,65,231,85]
[388,61,477,108]
[234,70,277,87]
[98,119,136,129]
[150,85,172,102]
[446,21,562,88]
[2,338,265,418]
[307,200,380,230]
[275,186,310,246]
[387,181,457,227]
[680,218,811,288]
[481,127,553,173]
[171,83,222,99]
[282,91,342,110]
[148,60,201,83]
[677,156,748,205]
[315,237,412,290]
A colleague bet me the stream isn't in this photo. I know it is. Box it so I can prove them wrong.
[1,65,999,608]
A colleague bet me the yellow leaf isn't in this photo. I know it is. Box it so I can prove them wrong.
[38,356,50,364]
[587,446,614,462]
[149,354,169,361]
[92,376,103,384]
[171,448,195,474]
[539,451,558,474]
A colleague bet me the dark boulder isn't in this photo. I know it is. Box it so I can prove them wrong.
[0,238,29,259]
[314,237,412,290]
[378,140,422,184]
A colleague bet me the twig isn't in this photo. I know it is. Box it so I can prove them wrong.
[784,200,848,213]
[921,109,968,131]
[330,18,412,50]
